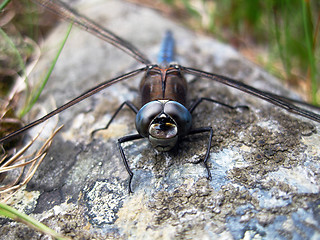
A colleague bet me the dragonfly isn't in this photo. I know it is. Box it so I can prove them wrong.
[1,0,320,193]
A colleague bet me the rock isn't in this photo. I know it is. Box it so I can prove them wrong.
[1,0,320,239]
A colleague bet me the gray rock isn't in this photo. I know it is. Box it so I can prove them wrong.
[1,0,320,239]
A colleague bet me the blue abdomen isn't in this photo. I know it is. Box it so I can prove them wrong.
[157,30,175,65]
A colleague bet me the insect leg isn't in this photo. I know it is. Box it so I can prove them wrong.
[118,133,144,193]
[187,98,247,180]
[91,101,139,138]
[187,127,214,180]
[188,97,248,113]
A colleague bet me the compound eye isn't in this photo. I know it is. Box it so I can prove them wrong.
[164,101,192,135]
[136,101,163,137]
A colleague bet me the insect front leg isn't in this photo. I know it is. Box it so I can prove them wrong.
[91,101,141,193]
[187,127,214,180]
[118,134,144,193]
[91,101,139,138]
[187,97,249,179]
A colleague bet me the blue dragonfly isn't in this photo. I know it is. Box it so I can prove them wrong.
[1,0,320,193]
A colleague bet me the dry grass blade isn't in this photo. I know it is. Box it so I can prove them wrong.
[0,124,63,202]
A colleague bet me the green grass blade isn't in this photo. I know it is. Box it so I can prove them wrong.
[0,0,11,10]
[180,0,200,18]
[0,27,27,78]
[0,26,32,99]
[19,23,73,117]
[302,0,318,104]
[0,202,71,240]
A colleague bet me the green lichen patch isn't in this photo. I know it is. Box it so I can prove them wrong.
[82,179,126,226]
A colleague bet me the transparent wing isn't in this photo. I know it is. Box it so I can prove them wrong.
[0,67,147,144]
[181,66,320,123]
[34,0,151,65]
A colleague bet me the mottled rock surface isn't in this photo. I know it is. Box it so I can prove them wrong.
[1,0,320,239]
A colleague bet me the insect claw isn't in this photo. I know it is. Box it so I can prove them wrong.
[128,176,134,194]
[235,105,250,111]
[204,163,212,181]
